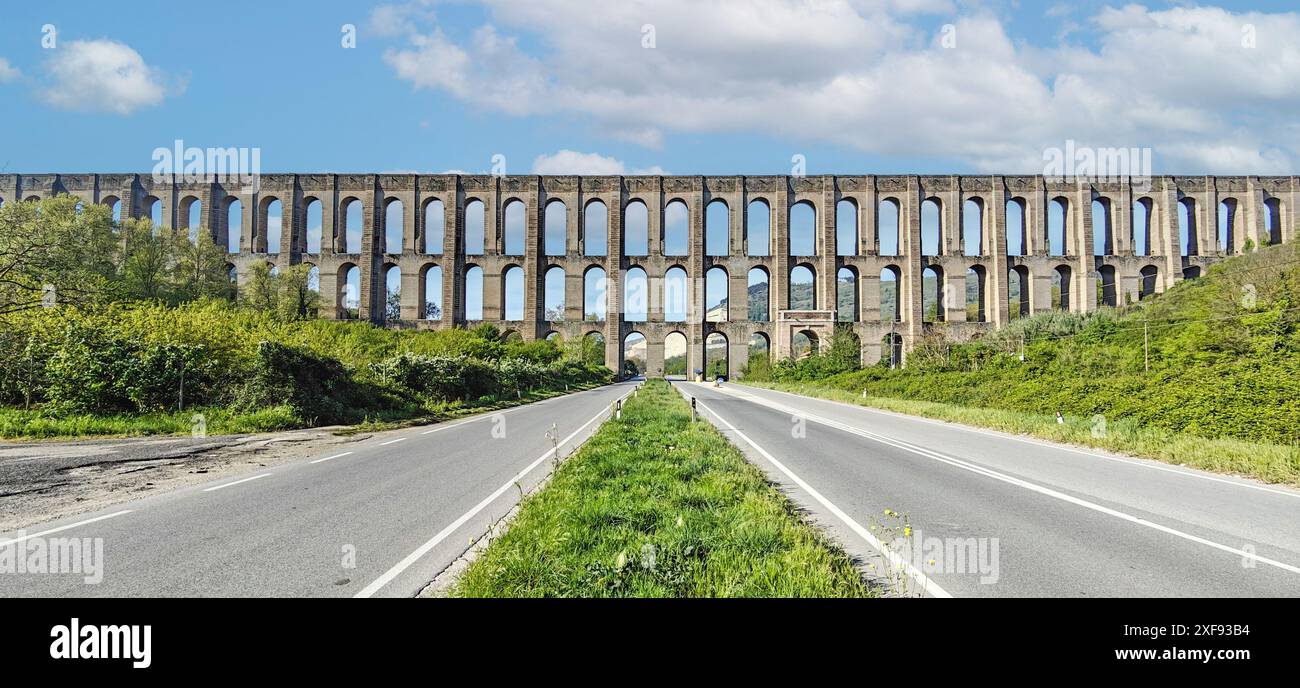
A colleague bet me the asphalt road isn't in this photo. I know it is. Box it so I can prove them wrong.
[0,383,634,598]
[679,381,1300,597]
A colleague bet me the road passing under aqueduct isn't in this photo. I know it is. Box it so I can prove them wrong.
[3,173,1294,378]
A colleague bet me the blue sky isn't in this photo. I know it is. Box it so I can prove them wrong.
[2,0,1298,176]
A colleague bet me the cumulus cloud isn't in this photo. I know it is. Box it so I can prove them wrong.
[531,150,665,175]
[378,1,1300,173]
[0,58,20,83]
[41,39,178,115]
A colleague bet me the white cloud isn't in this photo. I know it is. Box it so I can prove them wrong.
[380,1,1300,173]
[41,39,177,115]
[0,58,20,83]
[531,150,664,175]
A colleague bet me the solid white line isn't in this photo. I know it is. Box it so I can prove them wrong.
[310,451,354,465]
[354,393,630,598]
[0,510,133,547]
[689,394,951,598]
[379,437,408,446]
[202,473,272,493]
[421,419,477,435]
[707,384,1300,577]
[743,384,1300,500]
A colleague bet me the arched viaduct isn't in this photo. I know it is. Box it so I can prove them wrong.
[3,173,1295,378]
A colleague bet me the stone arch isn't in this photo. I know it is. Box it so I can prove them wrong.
[879,197,902,257]
[423,198,445,255]
[746,198,770,256]
[922,265,944,322]
[338,263,360,319]
[664,331,688,378]
[624,266,649,322]
[962,198,984,257]
[837,267,858,322]
[1052,265,1071,310]
[102,195,122,224]
[664,199,689,256]
[1048,197,1069,257]
[1264,197,1283,245]
[464,198,486,256]
[793,329,818,358]
[966,265,986,322]
[179,195,203,242]
[624,200,649,256]
[748,332,770,365]
[921,197,942,257]
[881,333,903,368]
[421,264,443,320]
[1182,265,1201,280]
[789,264,816,310]
[664,266,688,322]
[544,199,567,256]
[836,198,858,256]
[1008,265,1030,319]
[789,201,816,256]
[145,195,163,228]
[706,199,729,256]
[502,265,525,321]
[705,332,729,380]
[705,266,728,322]
[748,266,770,322]
[382,263,402,322]
[584,199,607,256]
[503,199,526,256]
[1139,265,1159,300]
[1178,197,1197,256]
[222,196,243,253]
[1096,265,1117,307]
[383,198,404,255]
[1218,198,1240,254]
[622,331,647,377]
[584,265,607,321]
[341,197,363,254]
[464,265,484,320]
[1006,197,1027,256]
[1132,198,1153,256]
[880,265,901,322]
[544,265,566,322]
[304,197,323,255]
[259,196,282,254]
[1092,197,1114,256]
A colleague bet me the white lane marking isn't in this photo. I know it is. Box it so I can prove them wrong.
[704,384,1300,577]
[202,473,273,493]
[689,394,951,598]
[0,510,133,546]
[355,392,632,598]
[379,437,408,446]
[421,420,475,436]
[310,452,354,465]
[743,384,1300,500]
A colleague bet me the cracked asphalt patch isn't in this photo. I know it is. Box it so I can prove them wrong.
[0,427,368,531]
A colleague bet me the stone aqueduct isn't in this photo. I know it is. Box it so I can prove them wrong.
[3,173,1295,378]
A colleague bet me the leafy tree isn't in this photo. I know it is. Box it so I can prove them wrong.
[170,227,234,303]
[0,196,120,314]
[239,262,278,313]
[275,264,320,321]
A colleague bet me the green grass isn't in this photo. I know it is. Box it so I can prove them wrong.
[453,379,874,597]
[744,380,1300,487]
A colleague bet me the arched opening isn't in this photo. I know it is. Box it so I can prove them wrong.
[1183,266,1201,280]
[748,333,770,365]
[790,202,816,256]
[880,266,901,322]
[384,198,404,254]
[625,200,649,256]
[182,196,203,242]
[664,266,688,322]
[583,331,606,367]
[545,332,561,342]
[747,199,770,256]
[879,198,901,256]
[1264,198,1283,246]
[343,198,363,254]
[1006,198,1026,256]
[264,198,282,254]
[922,266,943,322]
[836,199,858,256]
[837,267,857,322]
[1178,197,1196,256]
[501,330,523,344]
[104,196,122,224]
[545,200,567,256]
[584,266,607,321]
[966,266,986,322]
[465,199,486,256]
[664,200,689,256]
[1048,198,1067,257]
[921,198,941,256]
[305,199,323,255]
[706,200,729,256]
[1092,198,1113,256]
[383,264,402,322]
[881,333,903,368]
[1139,265,1159,300]
[1008,266,1030,319]
[1052,265,1071,311]
[1218,199,1238,254]
[748,267,769,322]
[424,199,444,255]
[544,266,565,322]
[664,332,688,378]
[962,198,983,256]
[623,332,647,377]
[503,265,525,320]
[789,265,815,310]
[504,200,525,256]
[423,265,443,320]
[464,265,484,320]
[705,332,728,380]
[338,264,361,319]
[624,267,648,322]
[306,265,320,294]
[792,330,818,359]
[147,197,163,228]
[1132,198,1152,256]
[225,198,243,253]
[1096,265,1117,307]
[705,267,728,322]
[584,200,608,256]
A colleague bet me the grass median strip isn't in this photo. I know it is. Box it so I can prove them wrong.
[453,379,874,598]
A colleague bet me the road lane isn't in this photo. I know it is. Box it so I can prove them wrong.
[0,383,634,598]
[679,382,1300,597]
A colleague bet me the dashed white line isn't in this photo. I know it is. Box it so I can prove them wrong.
[0,510,133,546]
[202,473,273,493]
[379,437,408,446]
[309,451,354,465]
